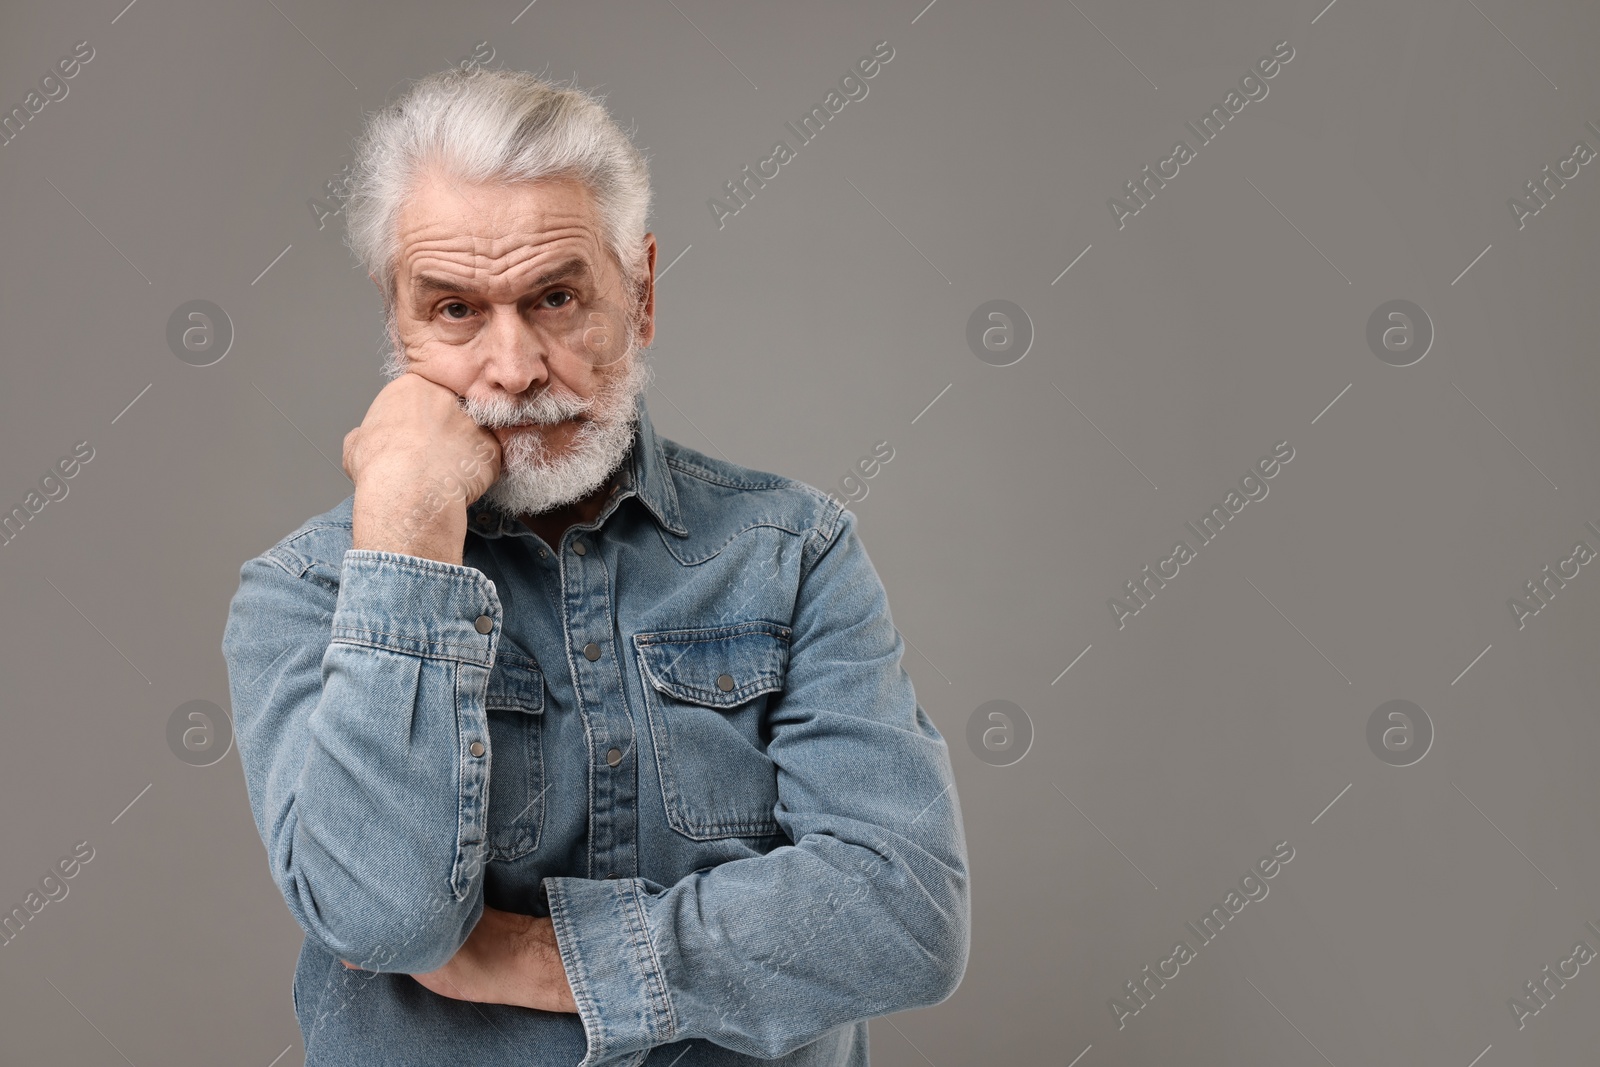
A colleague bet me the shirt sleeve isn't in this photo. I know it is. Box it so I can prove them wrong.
[221,543,503,974]
[543,505,972,1066]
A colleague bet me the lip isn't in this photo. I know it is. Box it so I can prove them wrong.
[507,416,583,427]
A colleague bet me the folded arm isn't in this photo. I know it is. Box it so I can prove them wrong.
[546,506,972,1065]
[222,543,504,974]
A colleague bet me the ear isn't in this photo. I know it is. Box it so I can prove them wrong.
[636,235,658,348]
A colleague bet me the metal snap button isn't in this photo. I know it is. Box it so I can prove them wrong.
[606,747,622,767]
[474,615,493,634]
[469,741,485,758]
[572,540,587,555]
[583,642,601,661]
[716,673,735,692]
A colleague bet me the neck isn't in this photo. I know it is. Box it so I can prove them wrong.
[516,478,619,545]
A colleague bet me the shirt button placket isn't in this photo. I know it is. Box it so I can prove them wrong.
[566,533,633,883]
[470,612,493,813]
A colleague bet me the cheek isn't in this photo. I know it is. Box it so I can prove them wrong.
[397,324,477,380]
[556,305,630,369]
[392,317,436,358]
[402,338,456,373]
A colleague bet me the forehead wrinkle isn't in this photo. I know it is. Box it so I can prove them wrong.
[402,213,597,259]
[405,237,600,306]
[394,175,613,306]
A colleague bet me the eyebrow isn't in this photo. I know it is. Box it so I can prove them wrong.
[410,258,592,307]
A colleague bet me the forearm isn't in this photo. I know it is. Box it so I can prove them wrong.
[224,548,503,973]
[502,913,579,1014]
[352,478,470,565]
[546,821,969,1063]
[355,907,578,1014]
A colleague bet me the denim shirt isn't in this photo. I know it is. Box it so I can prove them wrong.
[220,394,971,1067]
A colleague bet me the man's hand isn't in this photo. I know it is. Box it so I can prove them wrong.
[342,372,503,566]
[340,906,578,1013]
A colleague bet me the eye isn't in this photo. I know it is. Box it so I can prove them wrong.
[441,301,475,320]
[542,290,574,310]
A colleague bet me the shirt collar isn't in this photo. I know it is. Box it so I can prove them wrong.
[619,391,688,536]
[467,392,687,539]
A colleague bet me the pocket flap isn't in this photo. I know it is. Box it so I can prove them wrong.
[486,650,545,714]
[634,620,791,708]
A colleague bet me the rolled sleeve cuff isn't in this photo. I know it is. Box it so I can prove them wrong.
[545,876,676,1067]
[331,549,501,666]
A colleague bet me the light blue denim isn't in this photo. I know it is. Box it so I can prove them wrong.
[220,394,971,1066]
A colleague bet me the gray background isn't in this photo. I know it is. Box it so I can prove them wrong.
[1,0,1597,1063]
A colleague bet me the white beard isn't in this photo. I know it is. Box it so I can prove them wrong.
[469,350,653,517]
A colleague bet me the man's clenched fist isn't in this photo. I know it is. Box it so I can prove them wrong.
[343,372,503,566]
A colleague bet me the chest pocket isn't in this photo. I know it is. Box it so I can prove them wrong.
[634,620,792,841]
[483,650,546,861]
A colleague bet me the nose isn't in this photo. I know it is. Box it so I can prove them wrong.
[478,306,549,396]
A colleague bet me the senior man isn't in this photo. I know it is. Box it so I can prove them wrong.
[221,65,970,1067]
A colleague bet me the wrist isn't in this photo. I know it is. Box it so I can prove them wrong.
[352,483,468,564]
[520,916,578,1013]
[351,522,466,566]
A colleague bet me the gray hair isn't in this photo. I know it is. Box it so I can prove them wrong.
[343,66,655,324]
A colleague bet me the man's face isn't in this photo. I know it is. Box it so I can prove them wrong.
[380,170,656,516]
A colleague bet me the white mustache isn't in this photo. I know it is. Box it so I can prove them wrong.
[463,387,596,428]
